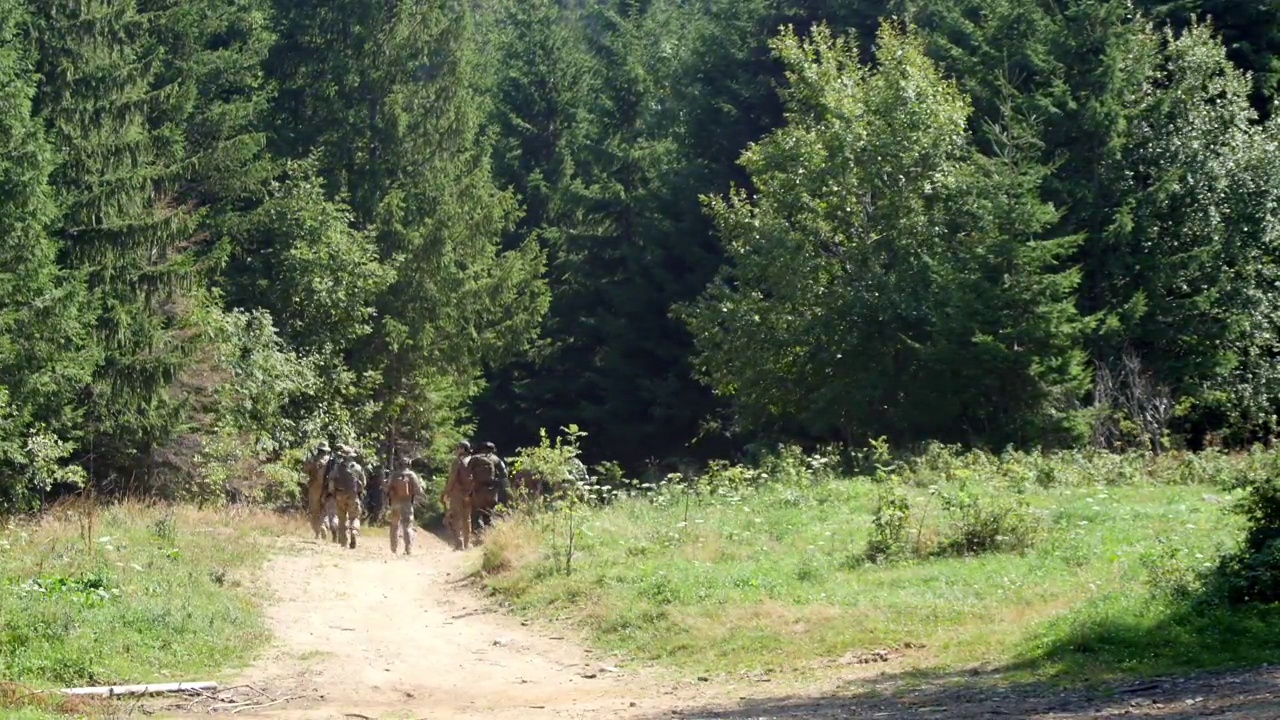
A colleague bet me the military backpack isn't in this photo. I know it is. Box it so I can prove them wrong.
[388,471,414,500]
[469,453,497,488]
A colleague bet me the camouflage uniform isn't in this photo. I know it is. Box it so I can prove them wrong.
[442,441,474,550]
[494,449,511,507]
[385,466,423,555]
[302,443,332,540]
[330,445,365,549]
[468,443,508,531]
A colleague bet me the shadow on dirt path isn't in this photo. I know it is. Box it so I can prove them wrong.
[651,665,1280,720]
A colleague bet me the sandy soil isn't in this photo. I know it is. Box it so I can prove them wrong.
[147,522,1280,719]
[153,524,718,719]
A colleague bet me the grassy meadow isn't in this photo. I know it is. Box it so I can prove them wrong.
[479,445,1280,684]
[0,498,296,715]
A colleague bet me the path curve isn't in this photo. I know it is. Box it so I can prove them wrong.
[195,523,712,719]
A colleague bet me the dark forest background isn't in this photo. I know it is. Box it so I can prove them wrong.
[2,0,1279,511]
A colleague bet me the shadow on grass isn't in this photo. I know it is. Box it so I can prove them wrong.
[648,596,1280,719]
[1006,594,1280,684]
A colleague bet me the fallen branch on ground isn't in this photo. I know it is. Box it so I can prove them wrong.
[228,695,297,714]
[60,681,219,697]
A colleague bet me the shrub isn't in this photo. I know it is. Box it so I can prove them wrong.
[1214,455,1280,604]
[508,425,590,508]
[864,483,913,564]
[934,483,1043,557]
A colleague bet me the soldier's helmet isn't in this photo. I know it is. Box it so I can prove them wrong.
[316,441,331,453]
[480,441,497,453]
[457,440,472,453]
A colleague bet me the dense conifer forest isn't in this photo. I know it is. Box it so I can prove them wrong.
[2,0,1279,511]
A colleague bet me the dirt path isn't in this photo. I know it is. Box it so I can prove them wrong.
[164,524,717,719]
[149,521,1280,720]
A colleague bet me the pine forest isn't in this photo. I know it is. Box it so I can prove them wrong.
[2,0,1280,512]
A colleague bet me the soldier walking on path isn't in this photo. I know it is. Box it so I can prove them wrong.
[331,444,366,549]
[302,442,333,540]
[468,441,509,531]
[442,441,474,550]
[385,462,424,555]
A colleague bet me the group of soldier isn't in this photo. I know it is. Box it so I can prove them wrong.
[300,439,512,556]
[442,440,510,551]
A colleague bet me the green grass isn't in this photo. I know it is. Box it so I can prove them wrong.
[479,449,1280,684]
[0,498,296,715]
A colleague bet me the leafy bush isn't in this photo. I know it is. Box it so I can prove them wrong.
[508,425,590,506]
[1213,455,1280,604]
[861,478,1042,563]
[248,456,305,510]
[0,387,86,515]
[934,482,1043,557]
[1138,540,1203,603]
[864,483,913,563]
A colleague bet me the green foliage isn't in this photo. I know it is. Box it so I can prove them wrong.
[1,0,1279,521]
[481,444,1258,680]
[0,389,87,514]
[902,0,1280,445]
[0,502,274,689]
[862,471,1044,564]
[223,159,390,356]
[0,0,95,514]
[1209,453,1280,604]
[1113,22,1280,439]
[265,0,549,462]
[509,424,589,492]
[682,21,1090,448]
[865,483,914,563]
[935,482,1044,556]
[1139,0,1280,118]
[508,424,591,573]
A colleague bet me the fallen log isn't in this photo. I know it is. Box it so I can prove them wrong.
[59,681,218,697]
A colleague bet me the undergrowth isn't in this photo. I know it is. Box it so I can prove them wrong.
[479,441,1278,683]
[0,498,292,713]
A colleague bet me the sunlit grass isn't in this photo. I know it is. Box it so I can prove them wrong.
[0,498,304,713]
[480,455,1267,684]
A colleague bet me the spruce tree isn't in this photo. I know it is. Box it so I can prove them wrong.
[472,0,608,449]
[517,0,724,468]
[29,0,208,486]
[266,0,548,457]
[0,0,96,511]
[142,0,278,215]
[927,103,1092,447]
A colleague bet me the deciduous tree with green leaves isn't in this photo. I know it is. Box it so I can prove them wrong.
[682,22,1091,448]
